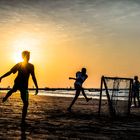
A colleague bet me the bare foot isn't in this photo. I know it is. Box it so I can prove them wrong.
[67,107,72,112]
[2,97,7,103]
[87,98,92,102]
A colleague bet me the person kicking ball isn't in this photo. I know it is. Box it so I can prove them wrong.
[67,68,92,112]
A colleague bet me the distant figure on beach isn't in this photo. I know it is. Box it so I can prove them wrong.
[0,51,38,124]
[132,76,140,107]
[67,68,92,112]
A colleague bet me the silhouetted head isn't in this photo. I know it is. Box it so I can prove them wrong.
[76,71,81,77]
[22,51,30,62]
[134,76,138,81]
[81,68,86,74]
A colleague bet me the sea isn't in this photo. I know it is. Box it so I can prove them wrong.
[36,90,101,99]
[31,89,130,101]
[0,89,131,100]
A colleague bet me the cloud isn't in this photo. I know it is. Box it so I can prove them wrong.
[0,0,140,41]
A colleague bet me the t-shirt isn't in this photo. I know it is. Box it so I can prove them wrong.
[10,62,34,89]
[75,72,87,86]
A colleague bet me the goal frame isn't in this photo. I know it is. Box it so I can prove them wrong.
[98,76,133,116]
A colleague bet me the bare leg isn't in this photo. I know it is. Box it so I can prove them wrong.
[134,96,137,107]
[81,88,92,102]
[137,94,140,107]
[2,88,16,102]
[22,101,28,123]
[20,90,29,124]
[67,89,80,112]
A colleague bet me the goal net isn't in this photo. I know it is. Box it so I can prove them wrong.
[98,76,133,117]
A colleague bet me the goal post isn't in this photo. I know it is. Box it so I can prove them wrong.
[98,76,133,117]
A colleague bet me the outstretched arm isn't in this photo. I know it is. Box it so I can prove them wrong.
[0,71,12,82]
[69,77,77,80]
[31,68,38,95]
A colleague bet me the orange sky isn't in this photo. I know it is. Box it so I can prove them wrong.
[0,0,140,88]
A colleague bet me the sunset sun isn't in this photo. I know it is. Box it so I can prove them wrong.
[12,33,41,63]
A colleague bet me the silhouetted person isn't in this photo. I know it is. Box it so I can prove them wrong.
[0,51,38,124]
[67,68,92,112]
[132,76,140,107]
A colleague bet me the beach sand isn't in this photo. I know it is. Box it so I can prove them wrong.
[0,92,140,140]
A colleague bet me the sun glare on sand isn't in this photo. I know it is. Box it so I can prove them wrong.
[12,34,41,63]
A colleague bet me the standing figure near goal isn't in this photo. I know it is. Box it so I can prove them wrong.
[132,76,140,107]
[0,51,38,125]
[67,68,92,112]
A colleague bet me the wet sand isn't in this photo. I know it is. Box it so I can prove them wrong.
[0,92,140,140]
